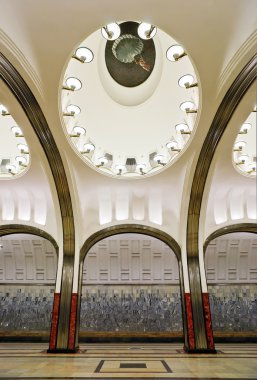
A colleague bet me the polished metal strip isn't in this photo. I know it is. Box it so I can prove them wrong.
[204,223,257,253]
[80,224,181,262]
[0,224,58,254]
[186,55,257,350]
[0,53,75,350]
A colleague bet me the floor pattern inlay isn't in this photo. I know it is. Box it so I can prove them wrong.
[0,343,257,379]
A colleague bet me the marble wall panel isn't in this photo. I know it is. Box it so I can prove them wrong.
[0,285,54,332]
[80,285,183,332]
[208,284,257,332]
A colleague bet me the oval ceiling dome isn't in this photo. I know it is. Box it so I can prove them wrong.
[61,21,200,179]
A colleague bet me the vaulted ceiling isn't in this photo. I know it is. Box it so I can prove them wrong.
[0,0,256,247]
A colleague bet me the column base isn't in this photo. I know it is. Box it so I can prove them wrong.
[184,347,217,354]
[47,347,79,354]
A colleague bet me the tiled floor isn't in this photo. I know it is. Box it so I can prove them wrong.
[0,343,256,379]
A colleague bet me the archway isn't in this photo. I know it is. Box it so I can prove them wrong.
[77,224,186,345]
[204,224,257,342]
[0,225,58,341]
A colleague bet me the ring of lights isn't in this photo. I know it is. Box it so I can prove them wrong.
[61,21,200,179]
[232,110,256,178]
[0,104,30,179]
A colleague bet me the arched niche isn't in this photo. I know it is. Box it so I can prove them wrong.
[0,224,58,341]
[204,225,257,342]
[78,224,185,343]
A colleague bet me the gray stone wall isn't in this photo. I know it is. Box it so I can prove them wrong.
[0,285,54,332]
[209,284,257,332]
[80,285,183,332]
[0,284,257,334]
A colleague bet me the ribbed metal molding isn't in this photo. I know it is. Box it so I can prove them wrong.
[187,54,257,350]
[0,53,75,350]
[80,223,181,261]
[0,224,58,254]
[204,223,257,253]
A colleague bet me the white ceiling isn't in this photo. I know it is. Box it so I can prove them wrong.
[0,0,256,245]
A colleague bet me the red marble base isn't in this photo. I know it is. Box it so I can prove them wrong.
[202,292,215,350]
[68,293,78,350]
[49,293,60,350]
[184,293,195,350]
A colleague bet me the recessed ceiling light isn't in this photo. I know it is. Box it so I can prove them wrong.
[83,143,95,153]
[101,23,121,40]
[166,141,180,151]
[74,47,94,63]
[72,126,86,136]
[240,123,251,133]
[237,154,249,164]
[0,104,9,115]
[166,45,186,61]
[11,126,23,137]
[15,156,27,165]
[66,104,81,115]
[138,22,157,40]
[178,74,197,88]
[17,143,29,153]
[175,123,191,134]
[234,141,246,150]
[180,101,197,113]
[64,77,82,91]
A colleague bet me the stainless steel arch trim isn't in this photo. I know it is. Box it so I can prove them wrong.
[204,223,257,253]
[0,223,59,254]
[0,53,75,349]
[80,223,181,261]
[186,54,257,350]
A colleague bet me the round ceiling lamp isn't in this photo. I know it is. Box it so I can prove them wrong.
[234,141,246,150]
[237,154,249,164]
[175,123,191,134]
[240,123,251,133]
[178,74,197,88]
[0,104,9,115]
[15,156,27,165]
[166,141,180,151]
[166,45,186,61]
[17,143,29,154]
[66,104,81,115]
[11,126,23,137]
[64,77,82,91]
[74,47,94,63]
[180,101,196,113]
[101,23,121,40]
[71,126,86,136]
[137,22,157,40]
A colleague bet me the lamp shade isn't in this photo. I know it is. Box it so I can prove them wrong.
[175,123,190,132]
[17,144,29,153]
[72,126,86,136]
[166,141,179,150]
[101,23,121,40]
[74,47,93,63]
[166,45,185,61]
[65,77,82,91]
[234,141,246,149]
[138,22,157,39]
[15,156,27,165]
[11,126,23,136]
[240,123,251,132]
[83,143,95,152]
[178,74,195,88]
[66,104,81,115]
[180,101,195,112]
